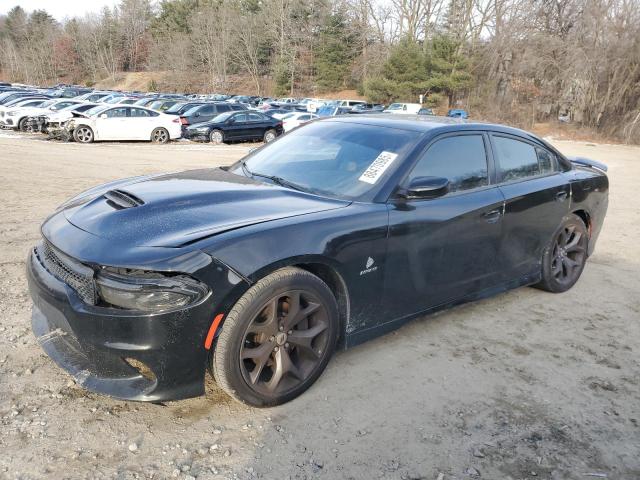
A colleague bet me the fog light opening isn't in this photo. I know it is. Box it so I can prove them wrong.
[123,357,156,381]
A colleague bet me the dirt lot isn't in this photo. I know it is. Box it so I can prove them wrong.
[0,131,638,480]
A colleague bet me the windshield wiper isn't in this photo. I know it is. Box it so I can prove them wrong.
[239,159,307,193]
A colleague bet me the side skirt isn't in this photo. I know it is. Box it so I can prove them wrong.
[344,271,541,348]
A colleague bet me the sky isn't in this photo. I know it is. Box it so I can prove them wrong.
[0,0,120,21]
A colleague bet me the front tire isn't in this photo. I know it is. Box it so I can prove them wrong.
[151,127,169,144]
[73,126,94,143]
[537,214,588,293]
[209,129,224,144]
[212,267,339,407]
[18,117,29,132]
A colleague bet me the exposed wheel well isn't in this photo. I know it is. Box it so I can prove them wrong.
[295,262,350,345]
[572,209,592,236]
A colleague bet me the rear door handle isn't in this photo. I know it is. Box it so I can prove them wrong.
[483,209,502,223]
[556,191,568,201]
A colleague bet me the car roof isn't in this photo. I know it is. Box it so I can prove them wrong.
[322,114,542,140]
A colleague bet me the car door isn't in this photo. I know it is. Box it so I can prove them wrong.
[490,133,570,280]
[384,132,506,318]
[226,113,248,139]
[94,106,130,140]
[246,112,268,138]
[128,107,156,140]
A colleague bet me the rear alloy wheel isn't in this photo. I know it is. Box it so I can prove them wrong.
[212,267,339,407]
[73,126,94,143]
[151,127,169,144]
[537,214,588,293]
[263,129,277,143]
[209,129,224,144]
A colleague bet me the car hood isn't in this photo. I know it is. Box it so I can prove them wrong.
[62,168,349,248]
[12,106,53,116]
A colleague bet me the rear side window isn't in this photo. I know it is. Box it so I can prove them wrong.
[493,136,541,181]
[409,135,489,193]
[129,108,146,117]
[216,104,231,113]
[105,107,128,118]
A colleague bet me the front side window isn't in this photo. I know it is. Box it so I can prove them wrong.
[247,113,263,122]
[493,136,540,181]
[233,113,247,123]
[536,147,556,174]
[408,135,489,193]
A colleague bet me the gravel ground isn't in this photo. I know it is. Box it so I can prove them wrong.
[0,131,638,480]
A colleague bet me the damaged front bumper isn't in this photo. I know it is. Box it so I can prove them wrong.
[26,243,240,402]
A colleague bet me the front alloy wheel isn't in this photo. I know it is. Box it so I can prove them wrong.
[74,126,94,143]
[210,130,224,144]
[212,267,338,406]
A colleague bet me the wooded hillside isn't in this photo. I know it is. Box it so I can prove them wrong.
[1,0,639,142]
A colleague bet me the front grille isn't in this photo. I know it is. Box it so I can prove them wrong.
[36,240,97,305]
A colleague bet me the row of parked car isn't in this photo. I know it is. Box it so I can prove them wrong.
[0,83,469,144]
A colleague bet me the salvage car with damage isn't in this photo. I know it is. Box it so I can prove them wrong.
[27,116,608,406]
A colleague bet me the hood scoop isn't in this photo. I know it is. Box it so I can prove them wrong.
[104,189,145,210]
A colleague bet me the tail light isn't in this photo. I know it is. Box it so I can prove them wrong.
[180,117,188,125]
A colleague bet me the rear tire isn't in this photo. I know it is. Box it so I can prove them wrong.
[151,127,169,144]
[536,214,588,293]
[212,267,339,407]
[263,129,277,143]
[73,126,94,143]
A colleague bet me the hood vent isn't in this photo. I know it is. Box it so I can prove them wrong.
[104,189,145,210]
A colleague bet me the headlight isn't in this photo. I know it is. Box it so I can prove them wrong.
[7,111,17,116]
[96,270,209,312]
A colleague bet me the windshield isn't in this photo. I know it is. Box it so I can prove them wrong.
[386,103,403,111]
[165,102,194,113]
[231,121,420,201]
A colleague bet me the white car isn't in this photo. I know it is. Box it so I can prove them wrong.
[67,105,182,143]
[384,103,422,114]
[282,112,318,132]
[301,98,327,112]
[1,99,83,130]
[42,103,99,124]
[336,99,367,109]
[0,98,49,122]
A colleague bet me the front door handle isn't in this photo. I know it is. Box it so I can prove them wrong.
[483,209,502,223]
[556,191,568,202]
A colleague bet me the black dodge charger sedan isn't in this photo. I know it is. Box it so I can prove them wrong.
[183,110,283,144]
[27,116,608,406]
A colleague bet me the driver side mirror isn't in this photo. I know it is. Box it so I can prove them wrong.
[399,176,450,200]
[99,113,107,119]
[227,117,235,124]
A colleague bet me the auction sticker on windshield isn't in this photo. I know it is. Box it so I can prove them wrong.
[358,151,398,184]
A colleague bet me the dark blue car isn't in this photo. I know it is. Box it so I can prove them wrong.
[27,115,608,407]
